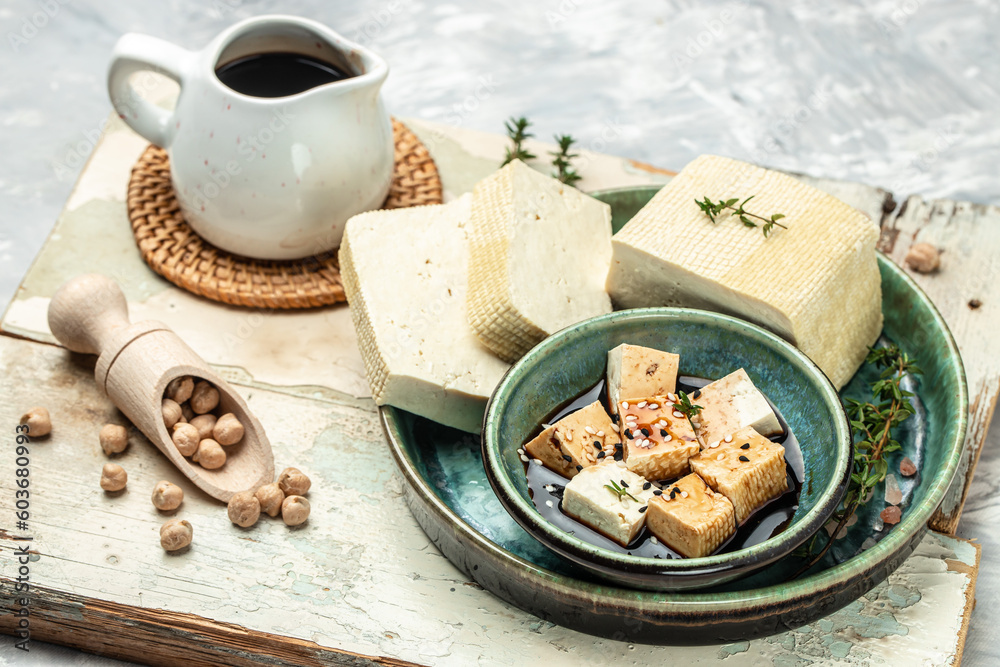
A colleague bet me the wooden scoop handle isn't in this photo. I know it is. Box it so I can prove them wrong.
[48,274,132,355]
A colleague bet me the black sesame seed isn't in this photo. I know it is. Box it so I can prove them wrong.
[641,428,650,437]
[595,441,603,450]
[692,389,701,399]
[624,429,633,439]
[562,454,573,462]
[642,482,652,490]
[620,480,629,488]
[669,490,677,499]
[660,429,668,437]
[653,489,662,496]
[639,506,647,513]
[739,455,749,463]
[614,443,623,451]
[740,443,750,450]
[654,554,662,559]
[597,451,606,459]
[614,452,623,461]
[576,464,583,471]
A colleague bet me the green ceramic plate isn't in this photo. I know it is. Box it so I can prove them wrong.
[379,185,968,644]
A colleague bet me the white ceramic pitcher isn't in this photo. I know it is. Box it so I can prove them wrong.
[108,15,394,260]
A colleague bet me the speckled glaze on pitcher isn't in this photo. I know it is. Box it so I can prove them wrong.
[108,15,393,260]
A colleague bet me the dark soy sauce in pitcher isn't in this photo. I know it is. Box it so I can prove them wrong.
[215,52,353,98]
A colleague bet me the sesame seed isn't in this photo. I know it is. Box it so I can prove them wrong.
[642,481,651,490]
[641,428,650,437]
[664,434,673,442]
[614,452,623,461]
[669,490,677,499]
[624,429,633,439]
[667,393,676,402]
[520,454,529,462]
[741,443,750,450]
[739,455,750,463]
[650,536,659,545]
[681,491,688,498]
[610,423,620,432]
[644,439,652,448]
[653,489,662,496]
[648,403,659,410]
[585,426,596,435]
[562,454,572,462]
[660,429,668,437]
[621,401,629,409]
[576,465,583,471]
[616,460,627,468]
[532,458,544,465]
[692,389,701,399]
[517,448,524,455]
[637,401,647,408]
[639,506,647,513]
[597,451,606,459]
[566,432,573,441]
[673,410,684,418]
[545,500,554,508]
[620,480,629,488]
[709,441,720,449]
[595,442,603,450]
[716,453,725,460]
[724,435,733,443]
[596,431,604,437]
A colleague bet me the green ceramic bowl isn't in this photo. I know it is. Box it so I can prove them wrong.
[482,308,853,590]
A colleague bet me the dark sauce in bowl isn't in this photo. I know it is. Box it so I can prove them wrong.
[524,377,804,559]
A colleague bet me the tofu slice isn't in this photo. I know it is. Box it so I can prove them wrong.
[339,195,510,432]
[606,154,882,390]
[562,462,657,546]
[524,401,621,478]
[693,369,782,446]
[689,426,788,524]
[646,473,736,558]
[619,396,700,480]
[606,344,680,408]
[466,159,613,362]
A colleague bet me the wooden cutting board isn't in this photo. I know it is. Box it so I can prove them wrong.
[0,110,991,665]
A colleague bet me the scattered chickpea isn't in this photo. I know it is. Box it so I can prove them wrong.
[190,381,220,415]
[160,519,193,551]
[905,242,941,274]
[213,413,244,446]
[151,480,184,511]
[99,423,128,455]
[193,439,226,469]
[171,423,200,457]
[19,407,51,437]
[281,495,310,526]
[100,463,127,491]
[162,398,182,429]
[277,467,311,496]
[180,402,195,422]
[254,483,285,517]
[189,414,217,441]
[166,375,194,404]
[227,491,261,527]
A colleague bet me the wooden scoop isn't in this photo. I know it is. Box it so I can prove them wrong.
[47,274,274,502]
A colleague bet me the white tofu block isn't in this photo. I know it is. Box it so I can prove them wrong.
[694,369,782,445]
[606,154,883,390]
[606,343,680,407]
[562,462,657,546]
[523,401,620,478]
[339,195,510,432]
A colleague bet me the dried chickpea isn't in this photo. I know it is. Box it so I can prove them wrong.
[190,381,220,415]
[166,375,194,404]
[905,242,941,274]
[213,413,244,446]
[281,495,310,526]
[193,439,226,469]
[162,398,182,429]
[19,407,51,437]
[100,463,127,491]
[254,483,285,517]
[160,519,193,551]
[151,480,184,511]
[189,414,217,441]
[99,423,128,455]
[171,423,200,457]
[227,491,261,527]
[277,467,311,496]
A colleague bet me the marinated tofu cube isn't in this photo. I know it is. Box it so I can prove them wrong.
[524,401,621,478]
[618,396,700,480]
[689,425,788,524]
[562,462,657,546]
[606,344,680,407]
[693,369,782,446]
[646,473,736,558]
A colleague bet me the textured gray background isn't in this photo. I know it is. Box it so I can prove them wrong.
[1,0,998,664]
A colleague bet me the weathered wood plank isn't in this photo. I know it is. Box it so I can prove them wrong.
[0,334,981,665]
[878,196,1000,533]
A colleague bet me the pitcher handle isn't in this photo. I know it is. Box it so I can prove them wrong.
[107,34,196,148]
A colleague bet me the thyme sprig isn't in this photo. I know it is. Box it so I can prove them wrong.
[792,344,921,576]
[672,390,703,421]
[604,479,640,504]
[550,134,582,186]
[502,116,536,166]
[695,195,788,237]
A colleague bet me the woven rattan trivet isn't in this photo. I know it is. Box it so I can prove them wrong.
[126,119,443,309]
